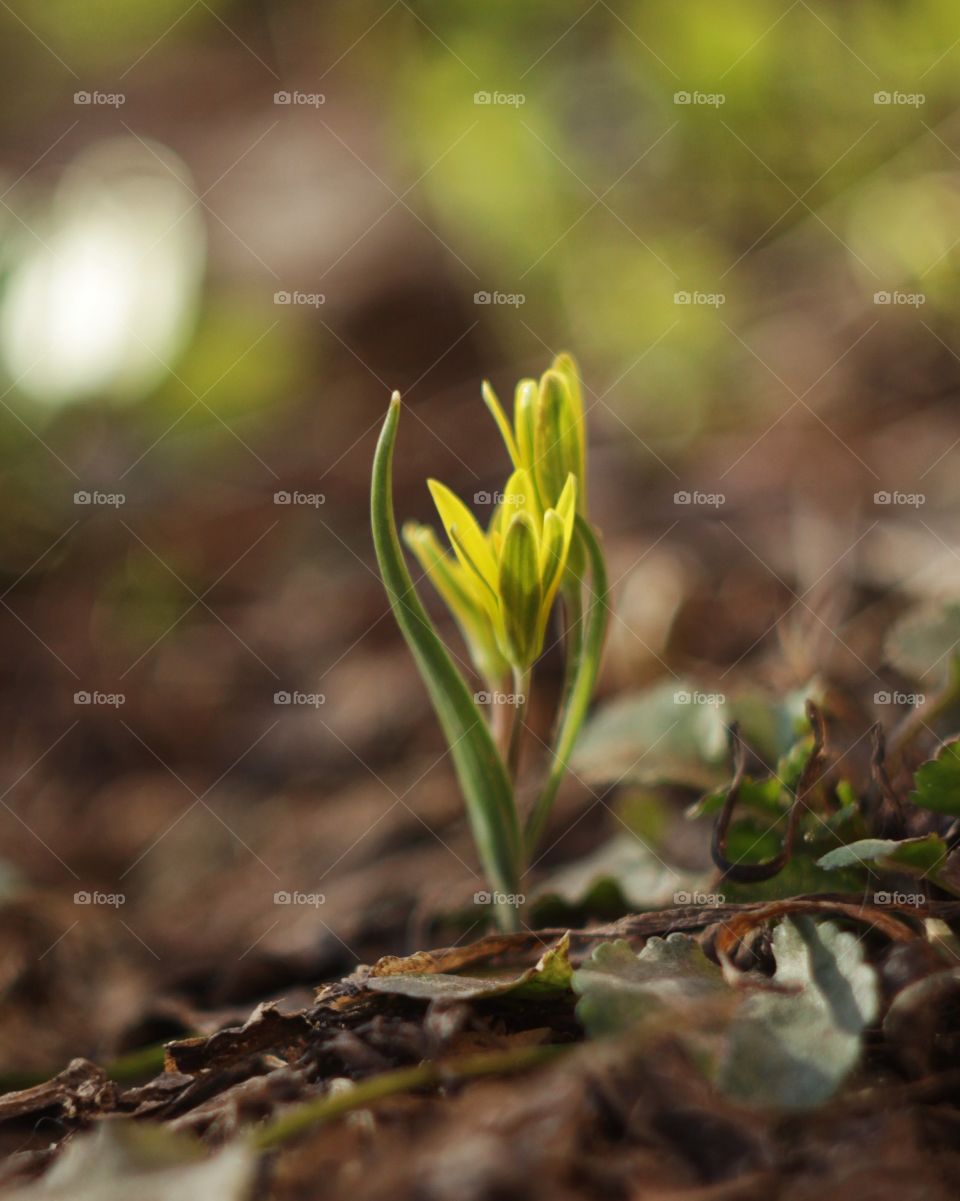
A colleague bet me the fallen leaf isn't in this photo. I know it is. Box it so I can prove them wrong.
[364,935,573,1003]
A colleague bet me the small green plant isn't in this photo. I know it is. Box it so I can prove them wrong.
[371,354,610,931]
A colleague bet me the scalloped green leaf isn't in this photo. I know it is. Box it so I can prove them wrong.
[720,918,878,1108]
[573,920,878,1110]
[910,741,960,816]
[572,933,726,1037]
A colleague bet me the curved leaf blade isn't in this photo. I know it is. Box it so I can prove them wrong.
[371,396,523,922]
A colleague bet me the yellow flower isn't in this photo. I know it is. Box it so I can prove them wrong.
[481,352,586,515]
[409,467,578,674]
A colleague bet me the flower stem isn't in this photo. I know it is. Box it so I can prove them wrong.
[507,667,532,782]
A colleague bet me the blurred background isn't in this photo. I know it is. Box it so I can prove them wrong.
[0,0,959,1074]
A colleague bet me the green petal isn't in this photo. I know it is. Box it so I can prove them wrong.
[497,511,543,670]
[538,475,578,635]
[551,352,586,492]
[534,370,583,511]
[482,381,520,468]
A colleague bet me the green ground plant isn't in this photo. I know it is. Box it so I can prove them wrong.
[371,354,610,931]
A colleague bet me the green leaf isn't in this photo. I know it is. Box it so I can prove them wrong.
[365,934,573,1002]
[720,918,879,1108]
[534,833,716,912]
[8,1122,256,1201]
[372,397,523,927]
[573,920,878,1110]
[572,933,727,1038]
[885,602,960,686]
[910,741,960,815]
[817,834,948,875]
[572,679,729,792]
[688,774,787,819]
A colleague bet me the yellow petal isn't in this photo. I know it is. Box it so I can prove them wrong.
[403,521,509,683]
[482,380,520,467]
[513,379,539,493]
[427,479,499,602]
